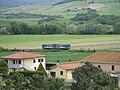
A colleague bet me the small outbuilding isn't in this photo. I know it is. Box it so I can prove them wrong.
[50,61,82,82]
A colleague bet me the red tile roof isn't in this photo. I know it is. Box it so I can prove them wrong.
[83,52,120,63]
[57,61,81,70]
[0,52,46,59]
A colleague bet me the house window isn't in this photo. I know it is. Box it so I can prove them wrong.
[98,65,101,69]
[34,67,36,70]
[12,60,15,64]
[33,59,36,63]
[41,59,43,62]
[4,60,8,63]
[13,68,16,72]
[38,59,40,62]
[60,71,63,75]
[112,65,115,71]
[18,60,21,64]
[38,59,43,62]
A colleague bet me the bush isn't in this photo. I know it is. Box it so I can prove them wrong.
[9,71,44,77]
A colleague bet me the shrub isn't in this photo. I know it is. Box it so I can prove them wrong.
[9,71,44,77]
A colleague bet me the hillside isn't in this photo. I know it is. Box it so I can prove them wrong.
[0,0,120,14]
[0,0,120,27]
[0,0,64,7]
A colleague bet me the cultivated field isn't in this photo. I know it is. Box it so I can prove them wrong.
[0,35,120,50]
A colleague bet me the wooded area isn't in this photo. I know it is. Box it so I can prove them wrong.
[0,12,119,35]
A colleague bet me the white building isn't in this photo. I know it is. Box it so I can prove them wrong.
[0,52,46,72]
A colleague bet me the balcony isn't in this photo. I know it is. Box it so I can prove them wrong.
[110,72,120,78]
[8,64,24,68]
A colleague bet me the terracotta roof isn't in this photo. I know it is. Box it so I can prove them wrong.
[0,52,46,59]
[83,52,120,63]
[57,61,81,70]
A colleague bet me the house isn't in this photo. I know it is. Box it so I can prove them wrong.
[81,51,120,87]
[50,51,120,83]
[50,61,82,82]
[0,51,46,72]
[82,52,120,73]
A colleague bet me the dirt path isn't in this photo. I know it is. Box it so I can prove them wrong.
[87,3,104,9]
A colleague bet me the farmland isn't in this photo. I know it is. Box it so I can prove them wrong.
[0,35,120,50]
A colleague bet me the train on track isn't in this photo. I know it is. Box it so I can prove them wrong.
[42,44,71,50]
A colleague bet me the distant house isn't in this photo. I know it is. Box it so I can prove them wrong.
[0,52,46,72]
[82,52,120,73]
[50,61,82,82]
[81,51,120,87]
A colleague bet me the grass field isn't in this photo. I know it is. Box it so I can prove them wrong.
[0,35,120,50]
[97,2,120,15]
[0,51,93,63]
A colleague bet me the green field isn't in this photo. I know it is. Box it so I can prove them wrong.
[0,35,120,50]
[0,51,93,63]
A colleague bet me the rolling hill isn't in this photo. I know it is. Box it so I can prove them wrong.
[0,0,120,26]
[0,0,64,7]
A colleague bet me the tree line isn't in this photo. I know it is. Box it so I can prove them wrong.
[0,12,120,35]
[71,12,120,34]
[6,22,65,35]
[2,13,62,19]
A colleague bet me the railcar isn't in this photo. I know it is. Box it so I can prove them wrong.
[42,44,71,50]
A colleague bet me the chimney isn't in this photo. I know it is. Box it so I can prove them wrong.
[69,60,71,62]
[57,60,60,64]
[22,50,25,52]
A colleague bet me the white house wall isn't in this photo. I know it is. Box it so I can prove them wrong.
[23,57,46,71]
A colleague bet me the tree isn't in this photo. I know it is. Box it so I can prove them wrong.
[0,27,9,34]
[97,15,120,25]
[113,22,120,34]
[44,24,64,34]
[8,22,20,34]
[28,74,65,90]
[71,62,118,90]
[0,77,3,89]
[10,72,29,90]
[29,74,47,90]
[37,63,47,76]
[3,72,33,90]
[4,79,14,90]
[8,22,30,35]
[0,61,8,74]
[72,12,99,21]
[66,24,78,34]
[46,78,65,90]
[77,23,110,35]
[3,71,65,90]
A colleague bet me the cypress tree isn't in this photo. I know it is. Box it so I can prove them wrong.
[37,63,47,76]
